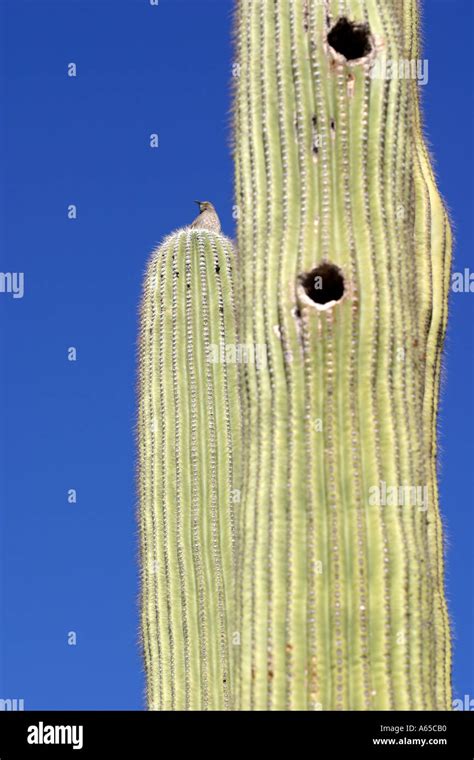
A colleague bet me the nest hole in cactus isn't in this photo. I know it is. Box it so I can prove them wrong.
[299,262,345,309]
[327,17,372,61]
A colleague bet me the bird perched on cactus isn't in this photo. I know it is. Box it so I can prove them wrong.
[190,200,221,233]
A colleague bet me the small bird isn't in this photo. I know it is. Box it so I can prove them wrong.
[190,200,221,233]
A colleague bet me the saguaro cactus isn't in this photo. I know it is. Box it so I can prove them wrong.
[233,0,451,710]
[137,228,241,710]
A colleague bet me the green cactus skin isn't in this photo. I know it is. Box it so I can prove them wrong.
[138,228,241,710]
[233,0,451,710]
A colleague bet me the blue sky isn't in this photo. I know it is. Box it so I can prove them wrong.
[0,0,472,710]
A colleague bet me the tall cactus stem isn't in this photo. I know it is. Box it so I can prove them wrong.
[233,0,452,710]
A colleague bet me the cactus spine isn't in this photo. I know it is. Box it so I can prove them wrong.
[138,228,241,710]
[233,0,451,710]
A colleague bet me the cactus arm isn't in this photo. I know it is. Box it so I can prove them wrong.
[138,229,240,710]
